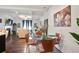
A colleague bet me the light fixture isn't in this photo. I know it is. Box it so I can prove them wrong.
[18,15,26,19]
[18,15,32,20]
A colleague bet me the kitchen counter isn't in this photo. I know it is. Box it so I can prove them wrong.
[0,32,5,35]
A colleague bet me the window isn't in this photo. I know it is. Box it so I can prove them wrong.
[22,20,32,31]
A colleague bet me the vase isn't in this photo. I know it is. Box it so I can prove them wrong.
[42,32,47,40]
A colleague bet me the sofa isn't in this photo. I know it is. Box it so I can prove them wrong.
[17,28,29,39]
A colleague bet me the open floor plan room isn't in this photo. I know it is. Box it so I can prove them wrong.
[0,5,79,53]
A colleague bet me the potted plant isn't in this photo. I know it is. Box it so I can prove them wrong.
[40,27,47,40]
[70,18,79,44]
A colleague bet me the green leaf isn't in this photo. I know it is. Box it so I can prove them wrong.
[70,32,79,41]
[77,18,79,27]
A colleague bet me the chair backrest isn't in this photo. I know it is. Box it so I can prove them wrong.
[56,32,61,43]
[35,30,42,36]
[41,39,55,52]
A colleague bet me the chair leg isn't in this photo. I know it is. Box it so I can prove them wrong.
[26,45,30,53]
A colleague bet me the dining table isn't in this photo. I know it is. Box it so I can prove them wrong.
[26,35,57,53]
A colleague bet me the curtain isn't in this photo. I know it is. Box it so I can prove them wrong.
[22,20,32,31]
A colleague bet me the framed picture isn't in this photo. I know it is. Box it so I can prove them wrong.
[54,6,71,27]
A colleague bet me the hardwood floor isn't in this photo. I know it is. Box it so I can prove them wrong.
[6,35,62,53]
[6,35,27,53]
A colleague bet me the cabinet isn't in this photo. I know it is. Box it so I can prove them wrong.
[0,34,5,52]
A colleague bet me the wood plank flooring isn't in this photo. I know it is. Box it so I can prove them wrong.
[6,35,61,53]
[6,35,27,53]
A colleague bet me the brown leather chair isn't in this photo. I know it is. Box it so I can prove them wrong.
[39,39,55,53]
[55,32,61,44]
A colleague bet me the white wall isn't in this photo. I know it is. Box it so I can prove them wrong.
[40,5,79,53]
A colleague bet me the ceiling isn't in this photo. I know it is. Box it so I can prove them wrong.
[0,5,51,20]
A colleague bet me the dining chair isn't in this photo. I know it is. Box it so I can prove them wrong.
[38,39,55,53]
[55,32,61,44]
